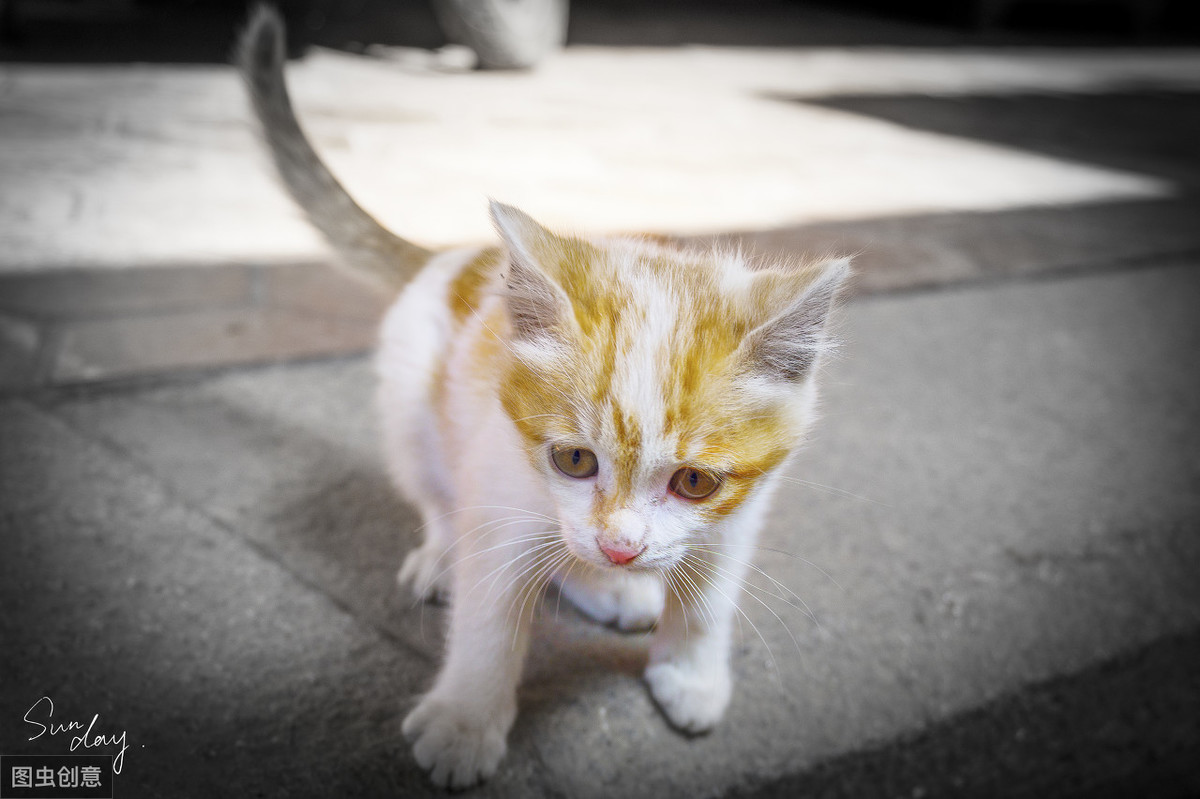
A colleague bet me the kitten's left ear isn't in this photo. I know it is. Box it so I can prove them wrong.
[739,258,851,383]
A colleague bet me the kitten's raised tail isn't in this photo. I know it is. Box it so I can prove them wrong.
[236,4,433,291]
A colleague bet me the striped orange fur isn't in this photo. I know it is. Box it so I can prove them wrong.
[448,207,846,530]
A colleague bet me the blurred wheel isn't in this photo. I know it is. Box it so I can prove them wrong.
[431,0,568,70]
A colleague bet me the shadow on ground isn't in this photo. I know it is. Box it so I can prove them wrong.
[801,91,1200,190]
[742,628,1200,799]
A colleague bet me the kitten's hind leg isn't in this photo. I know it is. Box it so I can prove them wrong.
[397,506,455,604]
[382,387,456,603]
[555,565,664,632]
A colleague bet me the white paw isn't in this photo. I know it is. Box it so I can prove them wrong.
[559,571,664,631]
[402,693,512,788]
[397,542,451,604]
[644,659,731,734]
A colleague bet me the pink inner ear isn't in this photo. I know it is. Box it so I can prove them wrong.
[501,252,567,343]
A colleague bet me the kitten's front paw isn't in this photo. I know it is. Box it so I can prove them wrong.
[558,570,664,631]
[397,542,451,604]
[644,659,731,734]
[402,693,513,788]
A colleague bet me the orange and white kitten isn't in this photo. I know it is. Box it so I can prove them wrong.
[240,6,849,789]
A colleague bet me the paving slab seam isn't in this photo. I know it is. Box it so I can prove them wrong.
[0,280,383,327]
[0,283,257,327]
[12,394,435,666]
[28,320,65,390]
[0,348,373,402]
[4,240,1196,399]
[2,249,1185,399]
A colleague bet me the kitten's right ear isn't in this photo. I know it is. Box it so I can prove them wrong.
[489,201,573,347]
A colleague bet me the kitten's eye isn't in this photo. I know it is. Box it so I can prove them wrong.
[551,446,599,479]
[669,467,721,500]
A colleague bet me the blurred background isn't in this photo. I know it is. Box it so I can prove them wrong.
[2,0,1200,62]
[1,2,1198,798]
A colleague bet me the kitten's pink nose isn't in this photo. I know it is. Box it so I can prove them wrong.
[599,541,644,566]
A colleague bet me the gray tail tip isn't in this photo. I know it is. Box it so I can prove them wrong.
[236,3,287,73]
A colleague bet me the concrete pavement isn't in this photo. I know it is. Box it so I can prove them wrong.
[3,260,1198,797]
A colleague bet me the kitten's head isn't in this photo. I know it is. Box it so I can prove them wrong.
[490,202,849,572]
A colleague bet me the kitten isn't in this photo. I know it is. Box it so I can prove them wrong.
[238,5,849,789]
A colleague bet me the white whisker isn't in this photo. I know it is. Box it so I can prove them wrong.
[473,537,563,604]
[672,560,718,632]
[690,547,824,626]
[682,553,783,689]
[773,474,891,508]
[688,555,809,651]
[694,543,841,590]
[661,568,690,643]
[422,528,560,601]
[508,547,572,648]
[553,558,579,622]
[412,503,556,535]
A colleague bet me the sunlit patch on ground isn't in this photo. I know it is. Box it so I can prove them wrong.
[1,46,1198,270]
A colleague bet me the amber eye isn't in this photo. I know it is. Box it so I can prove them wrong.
[669,467,721,500]
[551,446,599,479]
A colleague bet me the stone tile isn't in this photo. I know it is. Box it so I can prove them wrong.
[0,265,254,319]
[258,261,390,321]
[43,359,435,656]
[0,400,554,798]
[51,306,377,382]
[48,263,1200,796]
[696,198,1200,296]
